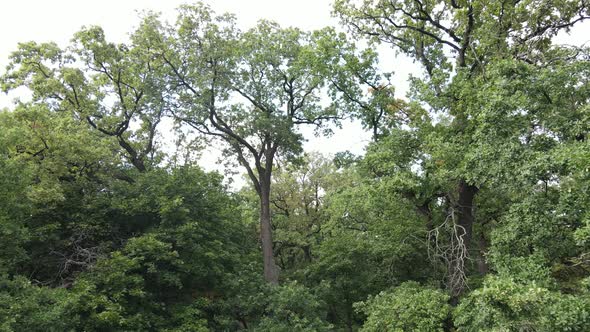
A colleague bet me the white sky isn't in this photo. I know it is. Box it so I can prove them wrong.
[0,1,588,185]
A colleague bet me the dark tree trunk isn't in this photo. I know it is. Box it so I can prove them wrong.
[456,179,488,274]
[302,245,312,262]
[448,180,480,297]
[260,181,279,284]
[456,180,478,250]
[130,157,147,173]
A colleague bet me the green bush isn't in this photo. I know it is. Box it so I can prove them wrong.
[454,276,590,332]
[252,281,332,331]
[0,276,72,332]
[355,281,450,332]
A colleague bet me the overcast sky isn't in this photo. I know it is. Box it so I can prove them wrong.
[1,1,588,185]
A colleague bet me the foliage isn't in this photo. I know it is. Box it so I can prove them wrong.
[0,276,72,332]
[355,281,450,332]
[0,0,589,330]
[270,153,333,270]
[251,282,332,332]
[455,276,590,332]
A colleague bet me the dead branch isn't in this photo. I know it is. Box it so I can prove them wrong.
[428,207,469,297]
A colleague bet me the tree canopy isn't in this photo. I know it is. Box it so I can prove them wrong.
[1,1,589,331]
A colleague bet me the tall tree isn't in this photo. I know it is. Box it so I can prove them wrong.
[2,25,169,174]
[139,4,349,283]
[335,0,590,296]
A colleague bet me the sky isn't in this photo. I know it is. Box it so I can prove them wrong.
[0,0,588,185]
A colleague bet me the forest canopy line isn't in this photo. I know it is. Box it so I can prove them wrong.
[0,0,589,331]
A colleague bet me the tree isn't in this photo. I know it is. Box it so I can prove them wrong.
[307,162,432,329]
[335,0,590,296]
[326,44,405,141]
[454,275,590,332]
[0,104,123,284]
[270,153,333,269]
[140,4,351,283]
[2,24,169,174]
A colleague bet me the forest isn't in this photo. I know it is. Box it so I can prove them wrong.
[1,0,590,331]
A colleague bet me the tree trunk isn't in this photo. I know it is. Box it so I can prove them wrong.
[448,180,479,297]
[456,180,478,250]
[260,183,279,284]
[303,245,312,262]
[457,179,488,274]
